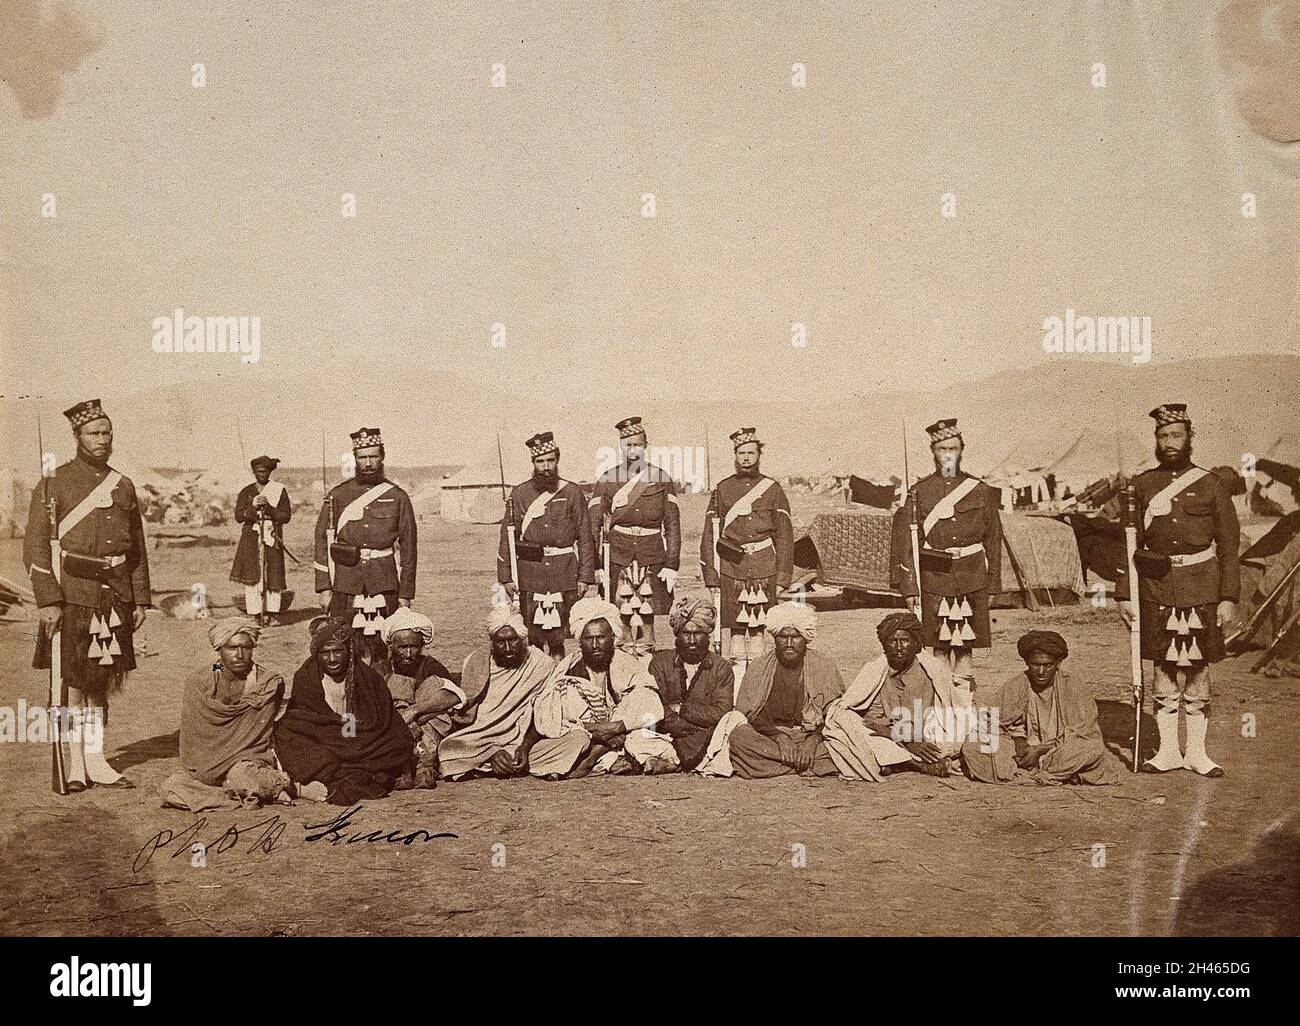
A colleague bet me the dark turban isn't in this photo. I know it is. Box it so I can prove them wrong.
[309,616,353,657]
[876,611,922,645]
[1017,630,1068,661]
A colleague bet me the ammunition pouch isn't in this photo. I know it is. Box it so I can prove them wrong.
[1133,549,1172,580]
[329,542,361,567]
[61,552,117,583]
[515,541,545,562]
[919,548,956,574]
[715,538,745,564]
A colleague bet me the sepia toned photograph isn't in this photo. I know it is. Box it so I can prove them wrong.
[0,0,1297,994]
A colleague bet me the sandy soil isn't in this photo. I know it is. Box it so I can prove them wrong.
[1,495,1296,937]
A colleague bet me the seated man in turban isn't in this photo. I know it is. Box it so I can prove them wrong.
[646,593,735,771]
[823,611,983,781]
[378,607,462,789]
[697,602,843,777]
[436,606,555,780]
[964,630,1123,785]
[273,616,417,803]
[160,619,292,811]
[528,597,676,778]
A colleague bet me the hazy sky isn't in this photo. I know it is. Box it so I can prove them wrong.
[2,1,1297,453]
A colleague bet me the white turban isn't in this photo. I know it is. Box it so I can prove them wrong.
[765,601,817,640]
[487,604,527,638]
[568,596,624,639]
[379,607,433,645]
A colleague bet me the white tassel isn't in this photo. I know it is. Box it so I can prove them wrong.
[108,607,122,629]
[1166,609,1178,631]
[958,597,972,618]
[939,622,952,642]
[1166,639,1179,662]
[107,636,122,657]
[961,622,977,641]
[351,612,367,629]
[1187,637,1202,662]
[88,639,102,660]
[1187,608,1202,630]
[1176,644,1192,667]
[938,598,952,619]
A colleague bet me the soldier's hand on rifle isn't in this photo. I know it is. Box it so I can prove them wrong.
[578,583,595,598]
[1216,600,1236,627]
[252,493,269,509]
[319,588,332,610]
[132,607,147,630]
[398,597,411,609]
[1116,600,1135,628]
[905,596,921,615]
[657,567,678,591]
[595,569,608,587]
[39,604,62,636]
[707,585,720,597]
[503,582,518,602]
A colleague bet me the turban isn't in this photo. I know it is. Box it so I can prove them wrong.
[876,611,922,645]
[569,596,623,639]
[765,601,817,640]
[487,605,527,638]
[380,607,433,645]
[1017,630,1069,661]
[309,616,353,656]
[669,593,716,635]
[209,618,260,651]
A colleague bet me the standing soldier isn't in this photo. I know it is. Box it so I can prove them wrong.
[700,427,794,663]
[230,455,291,626]
[24,399,150,791]
[499,431,597,657]
[891,418,1002,701]
[1116,404,1239,777]
[587,416,681,651]
[315,427,417,663]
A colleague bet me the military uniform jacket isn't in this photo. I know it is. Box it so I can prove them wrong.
[700,473,794,588]
[498,477,597,593]
[587,461,681,570]
[1113,463,1240,608]
[891,471,1002,598]
[24,454,151,610]
[313,477,417,600]
[231,481,292,585]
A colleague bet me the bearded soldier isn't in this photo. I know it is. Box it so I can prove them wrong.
[1116,404,1239,777]
[891,418,1002,701]
[24,399,150,791]
[315,427,417,663]
[587,416,681,650]
[499,431,597,656]
[700,427,794,663]
[230,455,291,626]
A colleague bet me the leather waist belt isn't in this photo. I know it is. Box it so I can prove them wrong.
[360,547,394,559]
[612,525,660,536]
[740,538,774,554]
[1168,547,1214,567]
[65,552,126,568]
[543,545,576,556]
[943,543,985,559]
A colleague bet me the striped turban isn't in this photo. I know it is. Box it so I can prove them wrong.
[669,593,716,635]
[309,616,353,656]
[209,618,260,651]
[876,611,922,644]
[765,601,817,640]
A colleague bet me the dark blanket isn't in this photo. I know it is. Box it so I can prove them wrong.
[274,656,413,805]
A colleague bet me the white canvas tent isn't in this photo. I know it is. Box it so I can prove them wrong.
[439,454,530,524]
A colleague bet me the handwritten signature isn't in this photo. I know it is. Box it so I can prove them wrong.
[132,804,456,871]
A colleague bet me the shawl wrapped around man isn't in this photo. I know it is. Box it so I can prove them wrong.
[695,648,844,777]
[966,664,1123,785]
[273,621,414,804]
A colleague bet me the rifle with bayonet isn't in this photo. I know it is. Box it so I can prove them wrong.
[497,432,520,610]
[38,415,68,795]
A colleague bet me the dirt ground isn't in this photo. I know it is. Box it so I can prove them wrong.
[2,494,1297,937]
